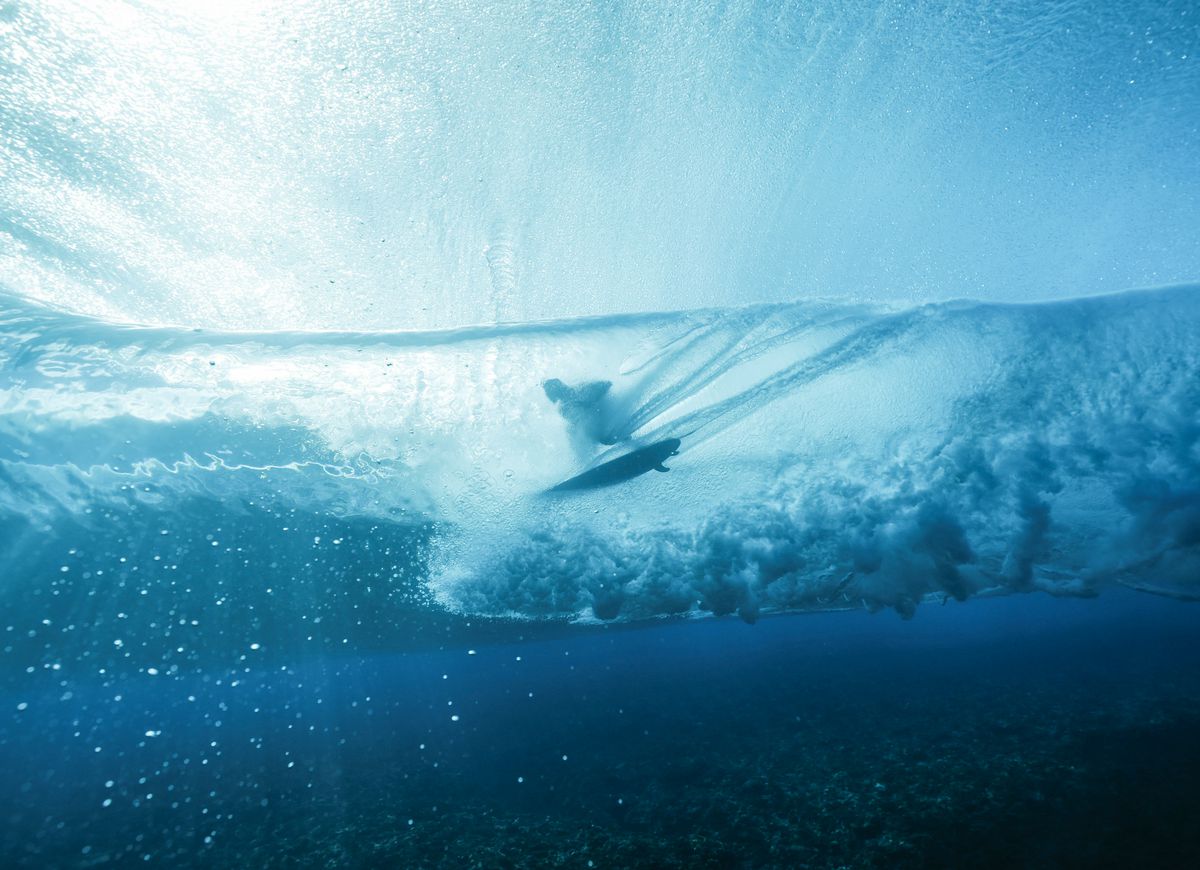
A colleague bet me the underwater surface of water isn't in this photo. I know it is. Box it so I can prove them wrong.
[2,0,1199,866]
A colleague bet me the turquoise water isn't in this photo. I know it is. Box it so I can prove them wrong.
[2,1,1199,866]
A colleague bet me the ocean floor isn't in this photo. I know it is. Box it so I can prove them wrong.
[3,590,1200,868]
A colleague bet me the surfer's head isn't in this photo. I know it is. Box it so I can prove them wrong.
[542,378,569,403]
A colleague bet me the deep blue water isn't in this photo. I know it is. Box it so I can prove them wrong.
[4,591,1200,866]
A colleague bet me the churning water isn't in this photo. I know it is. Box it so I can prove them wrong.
[2,1,1199,866]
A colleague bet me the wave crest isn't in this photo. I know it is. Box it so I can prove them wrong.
[2,286,1198,633]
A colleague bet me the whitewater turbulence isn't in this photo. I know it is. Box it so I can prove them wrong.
[1,285,1198,641]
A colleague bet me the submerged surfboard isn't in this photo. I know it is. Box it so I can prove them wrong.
[547,437,682,493]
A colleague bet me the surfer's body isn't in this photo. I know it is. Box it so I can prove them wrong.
[547,438,682,493]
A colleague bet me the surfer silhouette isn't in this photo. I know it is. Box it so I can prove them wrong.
[543,378,620,448]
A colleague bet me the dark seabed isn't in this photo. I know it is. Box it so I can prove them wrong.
[3,589,1199,869]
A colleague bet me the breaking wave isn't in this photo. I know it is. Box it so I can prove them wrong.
[1,284,1198,642]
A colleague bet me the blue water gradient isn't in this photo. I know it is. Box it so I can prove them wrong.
[2,0,1199,864]
[3,590,1200,865]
